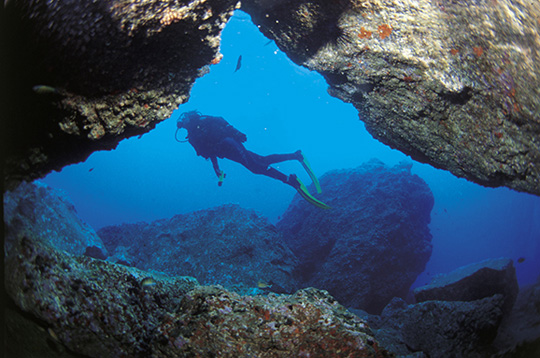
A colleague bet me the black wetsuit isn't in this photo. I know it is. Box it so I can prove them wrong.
[182,115,298,183]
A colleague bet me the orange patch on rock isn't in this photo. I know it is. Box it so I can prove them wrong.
[403,75,413,82]
[358,27,372,39]
[378,24,392,39]
[473,46,483,56]
[210,53,223,65]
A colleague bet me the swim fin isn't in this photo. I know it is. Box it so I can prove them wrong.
[292,176,331,209]
[299,151,322,194]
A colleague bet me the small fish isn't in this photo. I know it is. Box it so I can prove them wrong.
[141,277,157,288]
[257,280,272,289]
[48,327,59,342]
[517,257,526,263]
[264,39,273,46]
[32,85,59,95]
[88,168,94,172]
[234,55,242,73]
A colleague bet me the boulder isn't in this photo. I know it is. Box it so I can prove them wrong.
[371,296,505,358]
[3,180,108,258]
[5,234,392,358]
[277,160,434,313]
[413,258,519,315]
[98,204,299,294]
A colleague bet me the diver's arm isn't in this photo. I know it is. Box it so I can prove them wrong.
[210,157,226,186]
[210,157,221,176]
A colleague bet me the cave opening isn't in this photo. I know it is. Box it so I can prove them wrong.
[38,10,540,288]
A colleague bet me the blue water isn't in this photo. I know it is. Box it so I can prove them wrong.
[43,11,540,287]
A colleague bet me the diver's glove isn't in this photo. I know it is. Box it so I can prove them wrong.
[218,171,226,186]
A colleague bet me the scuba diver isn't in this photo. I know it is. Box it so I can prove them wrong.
[175,111,330,209]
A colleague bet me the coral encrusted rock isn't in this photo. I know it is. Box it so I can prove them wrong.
[5,0,540,197]
[98,204,299,294]
[4,0,240,189]
[5,235,392,357]
[242,0,540,195]
[3,180,108,258]
[277,159,434,313]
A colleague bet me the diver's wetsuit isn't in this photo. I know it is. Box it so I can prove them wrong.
[179,112,299,185]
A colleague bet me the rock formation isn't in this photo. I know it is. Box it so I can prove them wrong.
[3,0,240,189]
[366,258,526,357]
[372,295,505,357]
[3,180,108,258]
[98,204,299,294]
[4,234,391,357]
[278,160,434,313]
[4,0,540,196]
[2,176,391,357]
[495,277,540,356]
[413,257,519,315]
[242,0,540,195]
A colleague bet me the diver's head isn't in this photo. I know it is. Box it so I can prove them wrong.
[177,110,202,129]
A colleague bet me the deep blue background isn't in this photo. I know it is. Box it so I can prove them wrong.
[43,11,540,287]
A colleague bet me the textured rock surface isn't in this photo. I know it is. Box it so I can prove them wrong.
[3,0,239,189]
[4,0,540,196]
[413,257,519,315]
[278,160,434,313]
[242,0,540,195]
[371,296,505,358]
[98,204,299,294]
[3,180,108,258]
[5,234,392,357]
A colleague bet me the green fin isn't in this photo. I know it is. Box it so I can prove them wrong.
[299,152,322,194]
[294,177,331,209]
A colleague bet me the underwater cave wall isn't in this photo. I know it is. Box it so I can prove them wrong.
[3,0,539,195]
[241,0,540,196]
[3,0,240,189]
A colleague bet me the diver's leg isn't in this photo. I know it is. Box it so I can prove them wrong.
[218,138,297,184]
[245,151,290,183]
[260,150,303,166]
[219,139,291,182]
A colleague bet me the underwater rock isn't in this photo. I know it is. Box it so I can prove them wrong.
[413,257,519,315]
[156,286,392,357]
[371,295,505,357]
[5,234,391,357]
[242,0,540,196]
[3,180,108,258]
[3,0,240,189]
[4,0,539,198]
[494,278,540,355]
[98,204,299,295]
[5,235,196,357]
[278,159,434,313]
